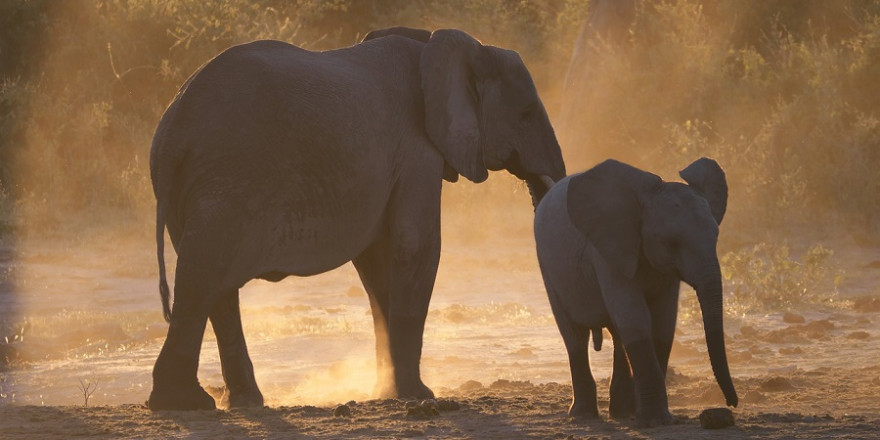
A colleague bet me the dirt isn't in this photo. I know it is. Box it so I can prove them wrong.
[1,375,879,439]
[1,228,879,438]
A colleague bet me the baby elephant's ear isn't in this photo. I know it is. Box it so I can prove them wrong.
[567,159,660,279]
[680,157,728,225]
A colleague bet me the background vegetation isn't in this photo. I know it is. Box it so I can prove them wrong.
[0,0,877,241]
[562,0,880,236]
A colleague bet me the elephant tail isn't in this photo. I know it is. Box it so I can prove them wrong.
[151,73,201,324]
[157,201,172,323]
[151,102,183,324]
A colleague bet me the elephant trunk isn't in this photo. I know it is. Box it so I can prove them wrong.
[525,175,555,210]
[694,260,738,408]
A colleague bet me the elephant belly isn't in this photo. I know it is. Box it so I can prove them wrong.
[535,178,611,329]
[243,184,388,279]
[175,161,391,289]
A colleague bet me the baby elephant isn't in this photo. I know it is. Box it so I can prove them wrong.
[534,158,738,426]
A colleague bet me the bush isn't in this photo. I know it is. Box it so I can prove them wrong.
[0,0,589,236]
[1,0,879,237]
[679,242,843,322]
[561,0,880,234]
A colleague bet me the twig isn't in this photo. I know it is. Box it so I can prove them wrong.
[77,379,98,407]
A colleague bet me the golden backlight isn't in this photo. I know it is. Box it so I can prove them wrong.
[0,4,877,433]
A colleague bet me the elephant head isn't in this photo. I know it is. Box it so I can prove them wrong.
[567,158,737,408]
[420,29,566,206]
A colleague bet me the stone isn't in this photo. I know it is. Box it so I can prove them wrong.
[699,407,735,429]
[333,404,351,417]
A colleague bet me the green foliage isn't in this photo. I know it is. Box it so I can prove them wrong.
[0,0,589,234]
[681,242,842,321]
[1,0,878,236]
[564,0,880,233]
[722,242,842,314]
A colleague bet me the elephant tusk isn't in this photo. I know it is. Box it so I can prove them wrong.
[539,175,556,190]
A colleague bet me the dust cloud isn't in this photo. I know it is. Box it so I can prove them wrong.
[0,4,879,433]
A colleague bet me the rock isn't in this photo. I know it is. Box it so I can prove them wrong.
[405,400,440,419]
[760,377,794,392]
[333,404,351,417]
[420,399,438,412]
[699,407,735,429]
[846,331,870,340]
[783,312,805,324]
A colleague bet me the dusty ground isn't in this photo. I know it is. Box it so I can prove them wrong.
[1,221,879,439]
[1,374,880,439]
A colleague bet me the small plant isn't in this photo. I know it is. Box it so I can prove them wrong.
[679,242,842,321]
[77,379,98,407]
[722,242,842,314]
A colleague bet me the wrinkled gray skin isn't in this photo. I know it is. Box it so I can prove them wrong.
[148,27,565,411]
[534,158,737,426]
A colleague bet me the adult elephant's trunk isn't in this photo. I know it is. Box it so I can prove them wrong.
[695,259,738,407]
[524,175,556,210]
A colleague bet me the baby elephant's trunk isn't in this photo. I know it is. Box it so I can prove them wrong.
[695,261,738,407]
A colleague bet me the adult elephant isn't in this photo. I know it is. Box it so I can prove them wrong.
[534,158,736,426]
[148,27,565,410]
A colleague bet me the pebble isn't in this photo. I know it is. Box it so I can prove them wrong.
[333,404,351,418]
[699,407,735,429]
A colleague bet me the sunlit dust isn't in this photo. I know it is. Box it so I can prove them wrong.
[0,3,879,439]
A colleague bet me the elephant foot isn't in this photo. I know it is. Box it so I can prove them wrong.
[220,386,264,409]
[376,378,434,399]
[148,384,216,411]
[609,396,635,419]
[635,408,673,427]
[397,382,435,400]
[568,400,600,419]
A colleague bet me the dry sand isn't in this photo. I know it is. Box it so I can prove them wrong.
[1,372,879,439]
[1,224,879,439]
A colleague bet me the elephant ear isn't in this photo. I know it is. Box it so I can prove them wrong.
[567,159,661,278]
[361,26,432,43]
[679,157,728,225]
[421,29,488,183]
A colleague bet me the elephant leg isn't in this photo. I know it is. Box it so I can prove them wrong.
[594,254,671,426]
[210,290,263,408]
[545,288,598,418]
[384,238,439,399]
[353,238,394,397]
[148,268,216,410]
[648,283,680,377]
[608,327,635,419]
[382,174,442,399]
